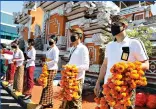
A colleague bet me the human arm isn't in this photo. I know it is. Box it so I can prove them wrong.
[94,58,107,97]
[133,39,149,70]
[77,47,89,72]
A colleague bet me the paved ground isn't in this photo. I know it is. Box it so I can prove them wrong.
[0,85,22,109]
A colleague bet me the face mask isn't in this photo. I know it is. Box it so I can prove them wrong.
[49,41,54,46]
[11,46,17,49]
[111,23,124,36]
[70,35,77,42]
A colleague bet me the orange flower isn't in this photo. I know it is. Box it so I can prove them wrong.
[115,86,121,92]
[138,70,144,76]
[113,80,124,85]
[108,82,115,88]
[94,97,100,104]
[108,101,116,107]
[95,106,100,109]
[130,73,139,79]
[117,65,125,73]
[121,86,127,92]
[114,74,122,80]
[121,93,127,97]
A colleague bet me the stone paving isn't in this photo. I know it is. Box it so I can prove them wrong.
[0,85,22,109]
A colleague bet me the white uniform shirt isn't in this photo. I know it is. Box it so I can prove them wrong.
[26,47,36,68]
[104,37,148,84]
[13,49,25,67]
[68,43,90,81]
[8,59,13,64]
[46,45,59,70]
[8,52,14,64]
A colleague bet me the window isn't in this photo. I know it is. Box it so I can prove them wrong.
[134,13,144,21]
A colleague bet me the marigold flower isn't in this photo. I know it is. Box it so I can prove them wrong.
[117,65,125,73]
[94,97,100,104]
[138,70,144,76]
[115,86,121,92]
[121,86,127,92]
[95,106,100,109]
[130,73,139,79]
[115,74,122,79]
[113,80,124,85]
[108,101,116,107]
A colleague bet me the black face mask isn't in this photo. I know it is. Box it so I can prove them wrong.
[111,23,124,36]
[70,35,78,42]
[49,41,54,46]
[11,46,17,49]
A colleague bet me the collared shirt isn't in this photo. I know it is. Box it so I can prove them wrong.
[46,45,59,70]
[68,43,90,81]
[26,47,36,68]
[13,49,25,67]
[104,36,148,84]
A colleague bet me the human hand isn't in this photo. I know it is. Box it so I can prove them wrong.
[94,81,101,97]
[12,59,16,62]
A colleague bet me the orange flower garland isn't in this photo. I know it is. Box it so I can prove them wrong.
[95,61,147,109]
[37,63,49,88]
[60,64,80,101]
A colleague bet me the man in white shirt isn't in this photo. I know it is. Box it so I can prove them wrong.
[11,40,25,93]
[94,15,149,109]
[23,39,36,100]
[60,28,89,109]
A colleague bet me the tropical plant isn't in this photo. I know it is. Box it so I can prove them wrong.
[126,26,155,57]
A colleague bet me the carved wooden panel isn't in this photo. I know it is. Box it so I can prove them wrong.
[46,13,66,37]
[86,43,95,64]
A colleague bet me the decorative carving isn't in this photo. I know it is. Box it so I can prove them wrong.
[64,1,74,14]
[83,19,92,28]
[34,37,44,50]
[88,46,95,64]
[42,12,49,37]
[148,59,156,74]
[92,33,108,45]
[33,24,42,37]
[97,11,110,26]
[57,36,67,47]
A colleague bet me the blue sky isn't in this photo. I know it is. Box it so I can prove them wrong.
[1,1,156,15]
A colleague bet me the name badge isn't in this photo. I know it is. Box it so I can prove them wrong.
[121,47,129,61]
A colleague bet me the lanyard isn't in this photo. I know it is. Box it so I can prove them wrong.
[69,47,77,59]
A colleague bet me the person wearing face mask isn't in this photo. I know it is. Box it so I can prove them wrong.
[5,47,15,87]
[35,35,59,109]
[59,28,89,109]
[0,43,9,80]
[22,39,36,100]
[11,40,25,93]
[94,15,149,109]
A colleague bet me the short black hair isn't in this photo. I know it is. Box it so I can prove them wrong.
[28,39,35,46]
[49,34,58,43]
[12,39,19,45]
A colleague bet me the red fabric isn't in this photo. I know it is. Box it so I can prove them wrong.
[146,94,156,109]
[135,93,147,107]
[6,63,16,83]
[5,60,8,66]
[23,66,35,95]
[2,50,13,55]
